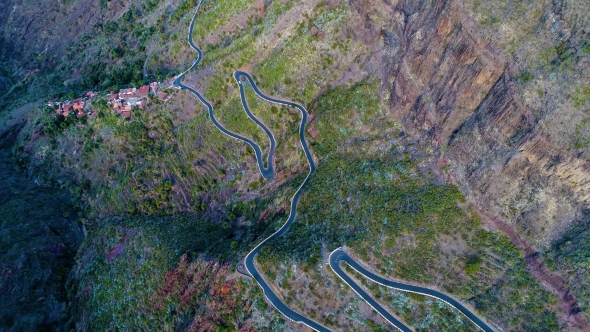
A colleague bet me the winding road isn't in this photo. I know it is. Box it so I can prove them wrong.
[174,5,329,332]
[173,7,275,179]
[173,3,494,332]
[329,248,495,332]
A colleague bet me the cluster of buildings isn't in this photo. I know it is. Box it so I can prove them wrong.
[108,84,151,118]
[48,91,98,119]
[48,80,174,119]
[108,81,172,117]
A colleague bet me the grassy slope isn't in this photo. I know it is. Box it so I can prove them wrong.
[256,81,560,331]
[10,0,571,330]
[69,214,290,331]
[548,213,590,315]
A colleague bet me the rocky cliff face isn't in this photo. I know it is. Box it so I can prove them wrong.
[2,0,589,329]
[348,0,590,328]
[353,0,590,244]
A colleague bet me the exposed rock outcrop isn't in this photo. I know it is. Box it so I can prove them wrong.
[349,0,590,328]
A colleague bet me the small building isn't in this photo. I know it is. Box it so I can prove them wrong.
[73,100,85,111]
[62,103,73,116]
[119,88,136,99]
[136,85,149,98]
[149,82,159,94]
[120,104,132,113]
[157,91,170,102]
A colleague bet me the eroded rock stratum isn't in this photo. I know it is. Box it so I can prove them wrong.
[1,0,589,330]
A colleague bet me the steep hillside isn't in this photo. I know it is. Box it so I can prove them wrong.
[0,124,83,330]
[1,0,589,331]
[0,0,195,115]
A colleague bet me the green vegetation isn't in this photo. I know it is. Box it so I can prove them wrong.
[572,85,590,108]
[17,98,260,217]
[515,71,534,85]
[5,0,573,329]
[549,213,590,313]
[464,254,482,275]
[37,106,87,137]
[254,2,354,101]
[345,265,479,331]
[364,320,390,332]
[573,118,590,149]
[0,136,82,330]
[256,82,559,331]
[192,0,257,41]
[170,0,201,23]
[309,80,383,158]
[69,215,287,330]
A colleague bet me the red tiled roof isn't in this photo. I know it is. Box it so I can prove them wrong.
[62,104,72,116]
[73,101,84,110]
[136,85,149,97]
[157,91,169,100]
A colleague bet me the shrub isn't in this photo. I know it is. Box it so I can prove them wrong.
[465,254,482,275]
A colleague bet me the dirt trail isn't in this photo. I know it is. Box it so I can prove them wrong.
[469,201,590,330]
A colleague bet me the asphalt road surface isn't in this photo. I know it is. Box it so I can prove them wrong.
[330,248,495,332]
[173,6,329,332]
[173,4,494,332]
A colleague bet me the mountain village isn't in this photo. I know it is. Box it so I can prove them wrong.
[47,78,174,119]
